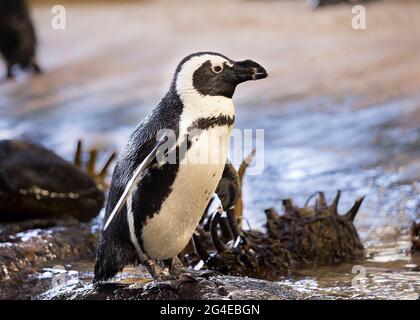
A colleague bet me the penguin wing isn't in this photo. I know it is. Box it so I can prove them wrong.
[103,135,168,231]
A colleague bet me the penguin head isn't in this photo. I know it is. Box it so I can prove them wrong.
[174,52,268,99]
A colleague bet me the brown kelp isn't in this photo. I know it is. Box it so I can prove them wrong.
[185,190,364,280]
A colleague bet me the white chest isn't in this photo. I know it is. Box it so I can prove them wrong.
[141,123,232,259]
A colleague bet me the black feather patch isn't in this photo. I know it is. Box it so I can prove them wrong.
[188,115,235,131]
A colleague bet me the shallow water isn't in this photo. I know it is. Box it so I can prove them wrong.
[2,92,419,299]
[238,97,420,299]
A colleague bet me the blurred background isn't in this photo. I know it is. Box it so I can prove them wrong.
[0,0,419,298]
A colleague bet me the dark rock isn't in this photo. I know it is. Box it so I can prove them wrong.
[39,273,320,300]
[0,219,97,299]
[0,140,104,221]
[0,219,97,282]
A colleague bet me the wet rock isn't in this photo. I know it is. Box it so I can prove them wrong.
[39,273,320,300]
[0,140,104,221]
[0,218,70,242]
[0,219,97,282]
[0,219,97,299]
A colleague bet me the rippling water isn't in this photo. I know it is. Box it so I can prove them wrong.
[2,91,418,299]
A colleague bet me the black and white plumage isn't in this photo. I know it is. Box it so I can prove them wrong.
[94,52,267,282]
[0,0,41,78]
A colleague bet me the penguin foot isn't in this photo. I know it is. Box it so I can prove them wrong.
[145,260,158,280]
[162,269,220,290]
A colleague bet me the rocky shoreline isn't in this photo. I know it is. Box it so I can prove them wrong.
[0,219,97,299]
[39,273,332,300]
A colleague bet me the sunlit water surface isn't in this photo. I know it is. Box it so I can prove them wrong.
[2,90,419,299]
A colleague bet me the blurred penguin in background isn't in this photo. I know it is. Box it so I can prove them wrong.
[308,0,375,9]
[0,0,41,79]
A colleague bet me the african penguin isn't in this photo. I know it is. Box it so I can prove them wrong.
[0,0,41,79]
[93,52,267,282]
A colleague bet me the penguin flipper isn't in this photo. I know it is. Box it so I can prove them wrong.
[103,135,167,231]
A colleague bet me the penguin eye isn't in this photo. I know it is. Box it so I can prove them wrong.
[211,65,223,74]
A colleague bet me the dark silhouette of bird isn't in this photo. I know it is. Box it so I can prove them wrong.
[0,0,41,79]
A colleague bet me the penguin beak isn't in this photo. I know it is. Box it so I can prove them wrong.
[232,59,268,83]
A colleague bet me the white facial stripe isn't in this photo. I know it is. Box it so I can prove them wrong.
[175,54,231,95]
[212,60,233,69]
